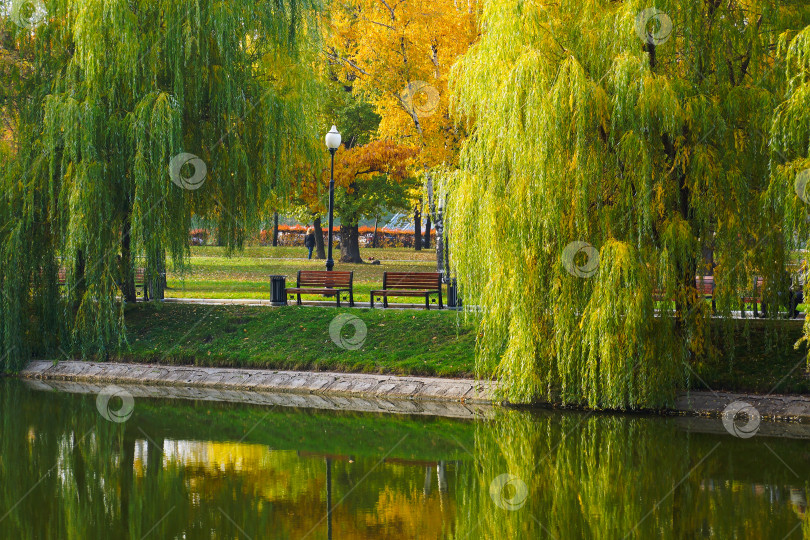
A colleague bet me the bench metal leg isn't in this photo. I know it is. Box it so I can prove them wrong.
[370,294,374,308]
[297,294,302,306]
[425,293,430,310]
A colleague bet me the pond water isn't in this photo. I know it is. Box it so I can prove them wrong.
[0,378,808,539]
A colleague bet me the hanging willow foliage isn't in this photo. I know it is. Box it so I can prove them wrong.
[0,0,322,370]
[447,0,810,407]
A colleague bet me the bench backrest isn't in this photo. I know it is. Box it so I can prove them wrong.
[696,275,713,295]
[297,270,353,288]
[51,267,144,286]
[383,272,441,290]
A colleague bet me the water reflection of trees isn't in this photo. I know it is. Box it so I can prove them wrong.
[451,411,809,539]
[2,382,809,538]
[0,382,460,538]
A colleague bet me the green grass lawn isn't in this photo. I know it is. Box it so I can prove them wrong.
[165,246,440,303]
[120,302,478,378]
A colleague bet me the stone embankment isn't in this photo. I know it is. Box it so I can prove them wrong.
[18,361,810,428]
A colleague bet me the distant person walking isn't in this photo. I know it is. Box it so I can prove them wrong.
[304,226,316,259]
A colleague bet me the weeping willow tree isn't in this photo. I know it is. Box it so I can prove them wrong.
[447,0,810,407]
[0,0,323,370]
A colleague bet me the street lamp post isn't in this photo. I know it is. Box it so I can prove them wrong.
[324,126,341,271]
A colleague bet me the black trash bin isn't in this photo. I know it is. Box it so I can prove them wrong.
[270,275,287,306]
[447,278,462,309]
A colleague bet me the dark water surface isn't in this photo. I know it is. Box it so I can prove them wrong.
[0,378,808,539]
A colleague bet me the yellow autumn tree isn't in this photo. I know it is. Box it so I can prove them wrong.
[326,0,478,164]
[325,0,480,269]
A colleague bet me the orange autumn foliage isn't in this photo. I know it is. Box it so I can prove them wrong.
[331,139,418,190]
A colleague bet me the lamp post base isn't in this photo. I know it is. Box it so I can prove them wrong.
[325,258,334,272]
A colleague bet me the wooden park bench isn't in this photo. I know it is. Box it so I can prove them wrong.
[56,267,147,299]
[370,272,443,310]
[286,270,354,307]
[653,276,716,311]
[652,276,774,317]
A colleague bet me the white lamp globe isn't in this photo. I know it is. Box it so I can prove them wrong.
[325,125,341,150]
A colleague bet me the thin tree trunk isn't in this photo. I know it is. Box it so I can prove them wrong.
[120,211,136,303]
[426,174,447,280]
[372,217,379,248]
[424,215,431,248]
[314,216,326,259]
[157,250,166,299]
[74,249,86,311]
[435,204,446,280]
[414,203,422,251]
[272,212,279,247]
[146,248,166,301]
[339,224,363,263]
[216,223,225,246]
[663,132,696,327]
[444,214,451,277]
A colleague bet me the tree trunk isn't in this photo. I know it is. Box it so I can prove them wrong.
[426,174,451,282]
[314,216,326,259]
[157,251,166,298]
[443,214,451,277]
[663,132,697,328]
[73,249,86,311]
[339,224,363,263]
[424,215,431,248]
[146,248,166,301]
[426,174,445,278]
[120,211,136,303]
[414,204,422,251]
[272,212,279,246]
[435,204,446,280]
[372,217,379,248]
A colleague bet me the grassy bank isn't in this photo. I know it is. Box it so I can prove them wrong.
[119,302,478,377]
[39,301,809,396]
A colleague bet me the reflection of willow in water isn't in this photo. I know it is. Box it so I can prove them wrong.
[452,411,808,539]
[3,382,808,538]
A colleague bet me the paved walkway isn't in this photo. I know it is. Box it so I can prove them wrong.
[164,297,803,318]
